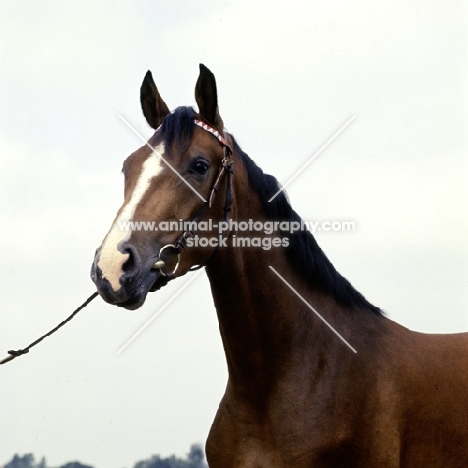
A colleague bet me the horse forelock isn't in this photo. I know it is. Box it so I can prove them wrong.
[158,106,196,156]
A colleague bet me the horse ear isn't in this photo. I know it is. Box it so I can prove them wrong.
[140,70,170,129]
[195,64,224,131]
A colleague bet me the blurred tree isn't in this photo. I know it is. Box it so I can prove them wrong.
[2,444,206,468]
[132,445,207,468]
[59,462,94,468]
[2,455,94,468]
[133,454,184,468]
[187,445,205,468]
[4,454,36,468]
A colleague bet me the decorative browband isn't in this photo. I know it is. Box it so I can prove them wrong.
[194,119,230,149]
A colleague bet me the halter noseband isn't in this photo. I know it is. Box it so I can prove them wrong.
[151,119,234,280]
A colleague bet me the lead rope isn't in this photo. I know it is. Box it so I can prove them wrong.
[0,291,99,365]
[1,122,232,365]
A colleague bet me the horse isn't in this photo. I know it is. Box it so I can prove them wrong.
[91,64,468,467]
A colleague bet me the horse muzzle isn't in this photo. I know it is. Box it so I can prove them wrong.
[90,246,163,310]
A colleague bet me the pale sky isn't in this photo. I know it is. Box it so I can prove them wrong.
[1,2,467,468]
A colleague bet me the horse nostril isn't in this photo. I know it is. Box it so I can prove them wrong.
[120,243,141,278]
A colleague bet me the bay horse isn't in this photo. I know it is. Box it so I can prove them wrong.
[91,64,468,467]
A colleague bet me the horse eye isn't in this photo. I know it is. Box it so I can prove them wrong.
[190,160,209,175]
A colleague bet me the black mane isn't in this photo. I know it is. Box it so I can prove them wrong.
[231,137,381,314]
[160,106,381,314]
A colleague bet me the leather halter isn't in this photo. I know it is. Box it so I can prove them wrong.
[152,119,234,280]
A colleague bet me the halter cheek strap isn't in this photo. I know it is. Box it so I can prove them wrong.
[152,119,234,280]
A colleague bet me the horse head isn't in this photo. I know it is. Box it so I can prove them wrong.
[91,65,234,309]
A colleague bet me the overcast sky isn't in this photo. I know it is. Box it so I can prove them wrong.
[1,1,467,468]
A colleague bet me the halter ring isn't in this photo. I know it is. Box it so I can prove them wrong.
[152,244,180,277]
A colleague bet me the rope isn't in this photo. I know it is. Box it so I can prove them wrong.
[0,291,99,366]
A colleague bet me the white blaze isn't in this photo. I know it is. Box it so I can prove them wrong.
[97,144,165,291]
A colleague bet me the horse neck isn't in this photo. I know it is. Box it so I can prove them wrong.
[204,161,372,402]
